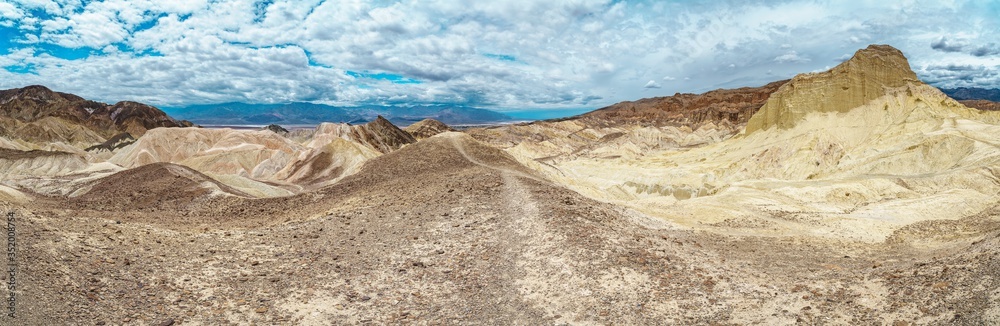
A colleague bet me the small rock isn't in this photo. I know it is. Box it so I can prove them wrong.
[157,319,175,326]
[256,306,268,313]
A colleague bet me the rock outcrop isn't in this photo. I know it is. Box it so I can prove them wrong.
[262,124,289,134]
[85,132,136,153]
[272,138,379,188]
[109,127,305,179]
[746,45,921,133]
[308,116,416,153]
[403,118,456,139]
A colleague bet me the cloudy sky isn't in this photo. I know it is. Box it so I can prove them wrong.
[0,0,998,110]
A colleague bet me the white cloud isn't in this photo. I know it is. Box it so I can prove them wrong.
[0,2,24,20]
[0,0,997,109]
[774,51,811,63]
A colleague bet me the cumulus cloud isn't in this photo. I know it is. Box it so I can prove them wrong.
[774,51,810,63]
[0,0,998,109]
[971,44,1000,57]
[931,36,965,53]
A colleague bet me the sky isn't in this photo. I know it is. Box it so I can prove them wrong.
[0,0,998,110]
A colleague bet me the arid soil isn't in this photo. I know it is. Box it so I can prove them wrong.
[3,133,998,325]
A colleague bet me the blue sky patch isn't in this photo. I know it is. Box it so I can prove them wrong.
[346,71,422,84]
[4,63,37,74]
[38,43,92,60]
[0,26,17,55]
[484,53,517,62]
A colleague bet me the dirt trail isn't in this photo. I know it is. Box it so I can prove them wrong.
[446,133,548,183]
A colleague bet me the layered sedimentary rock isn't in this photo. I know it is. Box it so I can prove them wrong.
[305,116,416,153]
[0,148,89,177]
[746,44,920,133]
[403,118,455,139]
[109,127,306,179]
[105,117,415,196]
[272,138,379,188]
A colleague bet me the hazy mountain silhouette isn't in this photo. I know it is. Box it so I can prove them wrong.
[162,102,513,126]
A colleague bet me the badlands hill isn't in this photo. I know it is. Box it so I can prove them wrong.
[10,131,1000,324]
[2,44,1000,325]
[0,85,193,148]
[105,116,412,196]
[482,44,1000,241]
[70,162,251,212]
[403,118,455,139]
[466,78,789,165]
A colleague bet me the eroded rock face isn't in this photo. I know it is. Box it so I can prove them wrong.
[0,148,89,177]
[403,118,456,139]
[309,116,416,153]
[579,79,788,129]
[262,124,289,134]
[746,44,921,133]
[109,127,306,179]
[85,132,136,153]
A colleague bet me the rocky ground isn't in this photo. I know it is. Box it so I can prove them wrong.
[3,133,998,325]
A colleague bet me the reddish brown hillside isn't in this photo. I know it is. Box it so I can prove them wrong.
[961,99,1000,111]
[576,79,788,128]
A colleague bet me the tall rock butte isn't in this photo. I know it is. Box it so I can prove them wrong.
[745,44,921,133]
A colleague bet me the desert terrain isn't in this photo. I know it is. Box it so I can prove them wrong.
[1,45,999,325]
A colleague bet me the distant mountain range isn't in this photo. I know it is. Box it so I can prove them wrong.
[939,87,1000,101]
[161,102,513,127]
